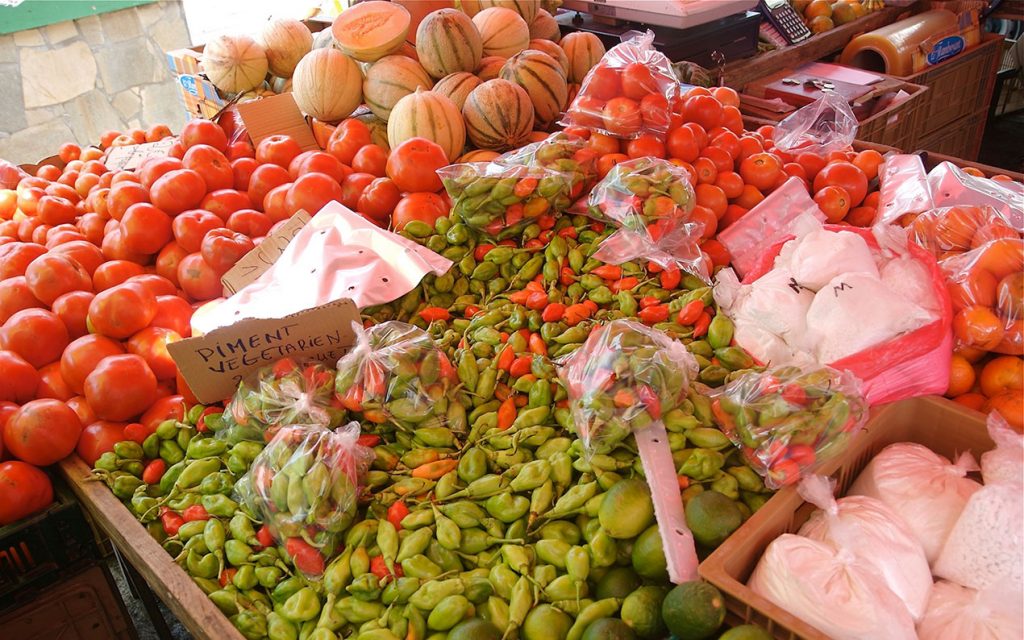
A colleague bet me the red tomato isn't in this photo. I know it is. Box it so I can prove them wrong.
[171,210,220,253]
[51,290,94,339]
[127,326,181,381]
[247,164,291,211]
[66,395,96,427]
[639,94,670,131]
[0,308,68,368]
[226,141,255,160]
[339,172,375,210]
[289,151,349,183]
[75,421,126,467]
[571,95,606,129]
[36,361,74,401]
[684,95,723,131]
[146,124,173,143]
[182,144,233,192]
[386,138,447,193]
[256,134,303,168]
[0,461,53,525]
[0,242,48,279]
[625,134,666,160]
[180,119,228,152]
[200,229,254,273]
[689,204,718,240]
[201,189,252,221]
[813,185,852,223]
[0,349,39,403]
[586,66,622,101]
[813,161,868,207]
[155,242,187,288]
[4,399,82,465]
[739,153,784,192]
[36,195,77,225]
[84,354,157,422]
[285,173,344,217]
[621,63,658,100]
[177,253,223,302]
[92,260,144,292]
[76,212,106,245]
[357,177,402,222]
[59,143,81,164]
[24,253,92,305]
[326,119,372,165]
[602,97,642,137]
[392,193,448,231]
[151,295,193,338]
[227,209,272,238]
[231,157,259,192]
[150,169,206,215]
[120,203,173,254]
[351,144,388,177]
[50,241,104,276]
[140,395,185,433]
[106,181,150,221]
[263,183,293,223]
[87,282,157,340]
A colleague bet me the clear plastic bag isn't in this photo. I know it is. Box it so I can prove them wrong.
[709,366,869,489]
[773,90,858,156]
[212,359,342,443]
[927,161,1024,232]
[796,475,933,620]
[875,154,935,226]
[573,157,709,278]
[334,321,457,430]
[906,205,1019,257]
[560,30,679,140]
[559,318,698,457]
[917,580,1024,640]
[496,131,600,202]
[238,422,372,578]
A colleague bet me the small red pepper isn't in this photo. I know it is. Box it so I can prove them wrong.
[161,510,184,536]
[693,311,712,338]
[660,266,682,290]
[256,525,275,549]
[142,459,167,485]
[677,300,705,326]
[196,406,221,433]
[182,504,210,522]
[418,307,450,322]
[370,554,403,579]
[357,433,381,448]
[638,304,670,325]
[541,303,566,323]
[219,568,237,587]
[638,296,661,309]
[474,244,495,261]
[387,501,410,530]
[272,357,298,378]
[509,355,533,378]
[464,305,481,318]
[286,537,325,576]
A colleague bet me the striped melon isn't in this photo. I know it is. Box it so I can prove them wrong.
[476,0,539,23]
[457,149,500,162]
[292,48,362,122]
[529,9,560,42]
[260,18,313,78]
[528,39,568,76]
[432,72,483,110]
[472,8,530,58]
[499,50,567,128]
[416,9,483,79]
[332,0,410,62]
[476,56,506,81]
[202,35,269,94]
[354,112,391,150]
[463,79,534,150]
[363,55,434,121]
[388,89,466,162]
[560,31,605,84]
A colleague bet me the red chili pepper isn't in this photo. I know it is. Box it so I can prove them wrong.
[525,290,549,310]
[418,307,450,322]
[196,406,221,433]
[677,300,705,326]
[693,311,712,338]
[637,384,662,418]
[582,300,598,314]
[563,304,589,326]
[638,296,660,309]
[528,333,548,356]
[557,226,578,239]
[474,244,495,261]
[369,554,403,579]
[660,266,682,290]
[524,238,545,249]
[219,568,237,587]
[387,501,410,530]
[537,214,556,230]
[781,384,808,406]
[509,290,532,305]
[591,265,622,280]
[537,229,554,243]
[122,422,153,445]
[286,537,325,576]
[541,303,566,323]
[161,511,184,536]
[509,355,533,378]
[591,222,606,233]
[496,344,515,371]
[498,331,509,343]
[182,505,210,522]
[497,397,517,430]
[638,304,670,325]
[256,525,275,549]
[142,459,167,485]
[357,434,381,448]
[272,358,298,378]
[464,305,481,318]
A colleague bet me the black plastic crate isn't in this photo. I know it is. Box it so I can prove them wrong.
[0,475,99,601]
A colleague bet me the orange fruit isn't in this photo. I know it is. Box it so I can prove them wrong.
[956,344,989,363]
[953,305,1006,350]
[852,149,884,180]
[979,355,1023,398]
[933,206,984,251]
[971,220,1019,248]
[805,0,833,18]
[997,272,1024,319]
[808,15,834,33]
[986,392,1024,432]
[975,238,1024,279]
[994,318,1024,356]
[953,392,987,411]
[947,267,998,310]
[962,167,986,178]
[946,354,977,397]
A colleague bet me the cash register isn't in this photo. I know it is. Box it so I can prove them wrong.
[557,0,762,68]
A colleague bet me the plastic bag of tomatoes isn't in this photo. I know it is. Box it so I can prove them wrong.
[560,30,679,140]
[774,90,858,156]
[575,157,710,280]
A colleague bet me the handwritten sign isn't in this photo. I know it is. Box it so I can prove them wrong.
[221,210,312,296]
[167,298,359,404]
[103,138,177,171]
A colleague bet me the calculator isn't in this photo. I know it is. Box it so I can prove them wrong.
[759,0,812,44]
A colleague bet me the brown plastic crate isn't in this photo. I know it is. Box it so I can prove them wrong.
[853,81,929,150]
[916,149,1024,181]
[0,563,136,639]
[914,106,988,160]
[699,396,995,640]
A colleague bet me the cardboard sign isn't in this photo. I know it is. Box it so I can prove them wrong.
[103,138,176,171]
[221,210,312,296]
[167,298,360,404]
[236,93,319,152]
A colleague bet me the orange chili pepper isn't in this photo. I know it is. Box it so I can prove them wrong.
[528,333,548,356]
[497,397,517,430]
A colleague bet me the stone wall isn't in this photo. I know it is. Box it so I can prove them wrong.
[0,1,192,164]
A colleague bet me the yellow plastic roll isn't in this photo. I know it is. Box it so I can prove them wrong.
[840,10,959,77]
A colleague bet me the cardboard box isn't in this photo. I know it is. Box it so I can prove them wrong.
[175,73,227,121]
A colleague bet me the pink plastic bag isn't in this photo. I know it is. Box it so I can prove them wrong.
[743,225,952,405]
[773,90,858,156]
[875,154,935,225]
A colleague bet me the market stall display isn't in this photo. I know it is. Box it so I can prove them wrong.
[0,2,1021,640]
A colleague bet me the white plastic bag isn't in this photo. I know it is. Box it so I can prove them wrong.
[749,533,917,640]
[773,90,858,156]
[796,475,933,620]
[917,580,1024,640]
[848,442,982,564]
[876,153,935,225]
[783,229,879,290]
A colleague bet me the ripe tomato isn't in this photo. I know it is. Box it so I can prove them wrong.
[201,228,254,272]
[177,253,223,302]
[1,243,48,280]
[695,183,728,219]
[85,354,157,422]
[692,157,718,185]
[50,241,103,276]
[59,143,81,164]
[0,461,53,525]
[571,96,606,129]
[180,119,228,152]
[813,162,868,207]
[585,66,621,101]
[386,138,447,193]
[146,124,173,143]
[76,421,127,466]
[201,189,252,221]
[36,195,77,225]
[140,395,185,433]
[139,157,183,190]
[150,169,206,215]
[247,164,292,211]
[813,185,852,223]
[227,209,272,238]
[284,173,344,217]
[597,153,628,179]
[712,86,740,108]
[51,290,94,339]
[351,144,388,177]
[689,204,718,240]
[77,212,106,244]
[227,141,255,160]
[155,242,187,288]
[739,153,784,192]
[326,119,372,165]
[796,152,827,181]
[127,326,181,381]
[639,94,670,131]
[621,63,657,100]
[699,146,733,174]
[256,134,303,168]
[24,253,92,305]
[120,203,173,254]
[100,227,149,264]
[151,295,193,338]
[0,277,44,325]
[339,172,375,210]
[0,308,68,368]
[0,349,39,403]
[666,127,700,163]
[124,275,176,299]
[231,157,259,192]
[65,396,96,427]
[170,210,220,254]
[263,183,293,223]
[392,192,448,231]
[4,399,82,465]
[357,177,402,222]
[588,132,621,156]
[36,361,74,401]
[92,260,144,292]
[602,97,642,137]
[87,282,157,340]
[289,151,349,183]
[684,95,723,130]
[626,134,666,159]
[182,144,233,192]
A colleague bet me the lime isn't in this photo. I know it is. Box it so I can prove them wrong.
[621,586,669,639]
[448,618,501,640]
[662,581,726,640]
[596,567,642,600]
[685,490,743,548]
[631,524,668,582]
[522,604,572,640]
[582,618,637,640]
[599,478,655,539]
[719,624,773,640]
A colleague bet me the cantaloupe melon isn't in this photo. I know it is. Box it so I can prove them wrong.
[312,28,339,50]
[560,31,605,84]
[529,9,560,42]
[292,48,363,122]
[416,9,483,79]
[476,0,539,23]
[457,149,500,162]
[499,49,567,128]
[476,56,507,81]
[332,0,411,62]
[388,89,466,161]
[472,7,530,58]
[432,72,483,110]
[363,55,434,121]
[260,18,313,78]
[202,34,269,94]
[463,78,534,150]
[528,39,568,76]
